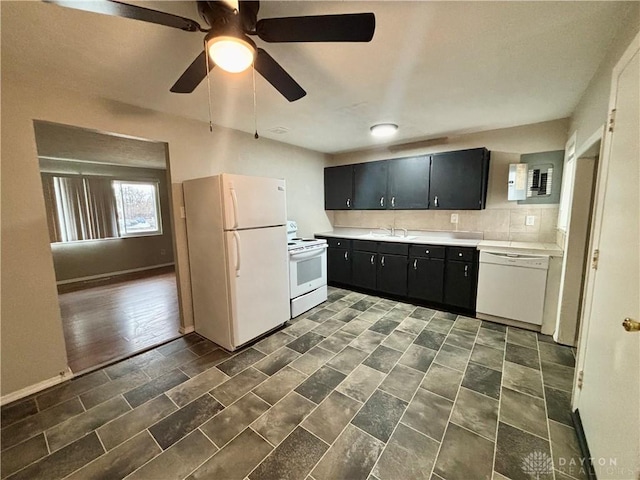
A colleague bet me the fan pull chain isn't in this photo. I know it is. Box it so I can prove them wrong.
[252,63,259,139]
[204,39,214,132]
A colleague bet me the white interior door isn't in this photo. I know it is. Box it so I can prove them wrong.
[225,225,290,348]
[221,174,287,230]
[575,34,639,479]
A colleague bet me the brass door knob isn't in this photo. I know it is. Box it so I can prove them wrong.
[622,318,640,332]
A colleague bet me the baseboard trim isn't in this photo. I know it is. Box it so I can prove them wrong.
[572,408,598,479]
[1,368,74,406]
[180,325,195,335]
[57,263,175,285]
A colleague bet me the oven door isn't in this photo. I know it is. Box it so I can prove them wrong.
[289,246,327,299]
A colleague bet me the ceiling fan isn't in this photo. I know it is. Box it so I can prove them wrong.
[44,1,376,102]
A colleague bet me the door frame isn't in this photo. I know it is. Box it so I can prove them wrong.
[571,31,640,409]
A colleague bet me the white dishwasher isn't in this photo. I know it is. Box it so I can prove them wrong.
[476,251,550,326]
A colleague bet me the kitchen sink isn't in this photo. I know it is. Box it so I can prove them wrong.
[359,233,418,241]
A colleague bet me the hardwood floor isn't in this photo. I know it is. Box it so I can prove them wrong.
[58,271,181,373]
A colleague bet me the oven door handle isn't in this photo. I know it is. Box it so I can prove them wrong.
[289,245,328,260]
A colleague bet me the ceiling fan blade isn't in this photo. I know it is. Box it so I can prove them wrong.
[256,13,375,43]
[170,51,214,93]
[254,49,306,102]
[43,0,203,32]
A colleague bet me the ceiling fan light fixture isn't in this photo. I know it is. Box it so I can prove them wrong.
[208,35,256,73]
[370,123,399,138]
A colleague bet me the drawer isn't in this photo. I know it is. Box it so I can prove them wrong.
[327,238,351,249]
[409,245,445,259]
[378,242,409,255]
[352,240,378,252]
[447,247,476,262]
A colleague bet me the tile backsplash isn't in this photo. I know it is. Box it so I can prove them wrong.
[327,207,559,243]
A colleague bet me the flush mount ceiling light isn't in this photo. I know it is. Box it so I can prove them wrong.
[207,34,256,73]
[370,123,399,138]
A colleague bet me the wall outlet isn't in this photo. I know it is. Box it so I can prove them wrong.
[450,213,459,224]
[525,215,535,226]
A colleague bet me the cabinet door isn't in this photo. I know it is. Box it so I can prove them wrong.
[430,148,489,210]
[354,161,389,209]
[327,247,351,285]
[377,254,408,296]
[408,257,444,303]
[325,165,353,210]
[444,261,477,310]
[352,251,377,290]
[388,156,430,209]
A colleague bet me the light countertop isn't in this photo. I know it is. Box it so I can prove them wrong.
[315,228,563,256]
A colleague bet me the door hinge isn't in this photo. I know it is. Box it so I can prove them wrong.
[577,370,584,389]
[591,249,600,270]
[608,109,616,132]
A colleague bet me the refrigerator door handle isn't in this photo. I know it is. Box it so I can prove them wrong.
[233,231,241,276]
[230,186,239,229]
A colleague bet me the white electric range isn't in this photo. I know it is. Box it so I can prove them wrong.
[286,221,328,318]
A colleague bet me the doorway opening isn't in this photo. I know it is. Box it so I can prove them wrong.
[33,120,182,374]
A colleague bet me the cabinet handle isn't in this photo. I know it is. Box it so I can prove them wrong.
[458,252,463,257]
[346,198,351,208]
[464,265,469,277]
[434,195,439,207]
[344,251,349,261]
[413,259,418,270]
[381,256,385,267]
[391,196,395,208]
[370,254,375,265]
[425,250,430,254]
[380,196,385,207]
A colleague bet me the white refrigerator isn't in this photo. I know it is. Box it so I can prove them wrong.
[183,173,290,351]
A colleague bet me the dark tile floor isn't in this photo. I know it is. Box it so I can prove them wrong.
[1,288,586,480]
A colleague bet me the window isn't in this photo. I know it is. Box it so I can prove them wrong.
[113,181,161,236]
[42,174,162,243]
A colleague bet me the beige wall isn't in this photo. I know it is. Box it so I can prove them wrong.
[1,78,330,397]
[327,119,569,243]
[569,2,640,151]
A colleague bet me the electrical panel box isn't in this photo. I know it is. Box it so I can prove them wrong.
[508,163,527,201]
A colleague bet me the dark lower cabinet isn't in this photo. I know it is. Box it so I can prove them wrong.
[377,254,408,296]
[408,257,444,303]
[322,236,478,314]
[327,247,351,284]
[352,251,377,290]
[444,259,478,311]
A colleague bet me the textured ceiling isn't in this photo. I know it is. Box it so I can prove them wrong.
[2,1,632,153]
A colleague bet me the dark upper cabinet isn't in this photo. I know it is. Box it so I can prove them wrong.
[429,148,490,210]
[325,165,354,210]
[353,161,388,210]
[388,156,431,209]
[325,148,489,211]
